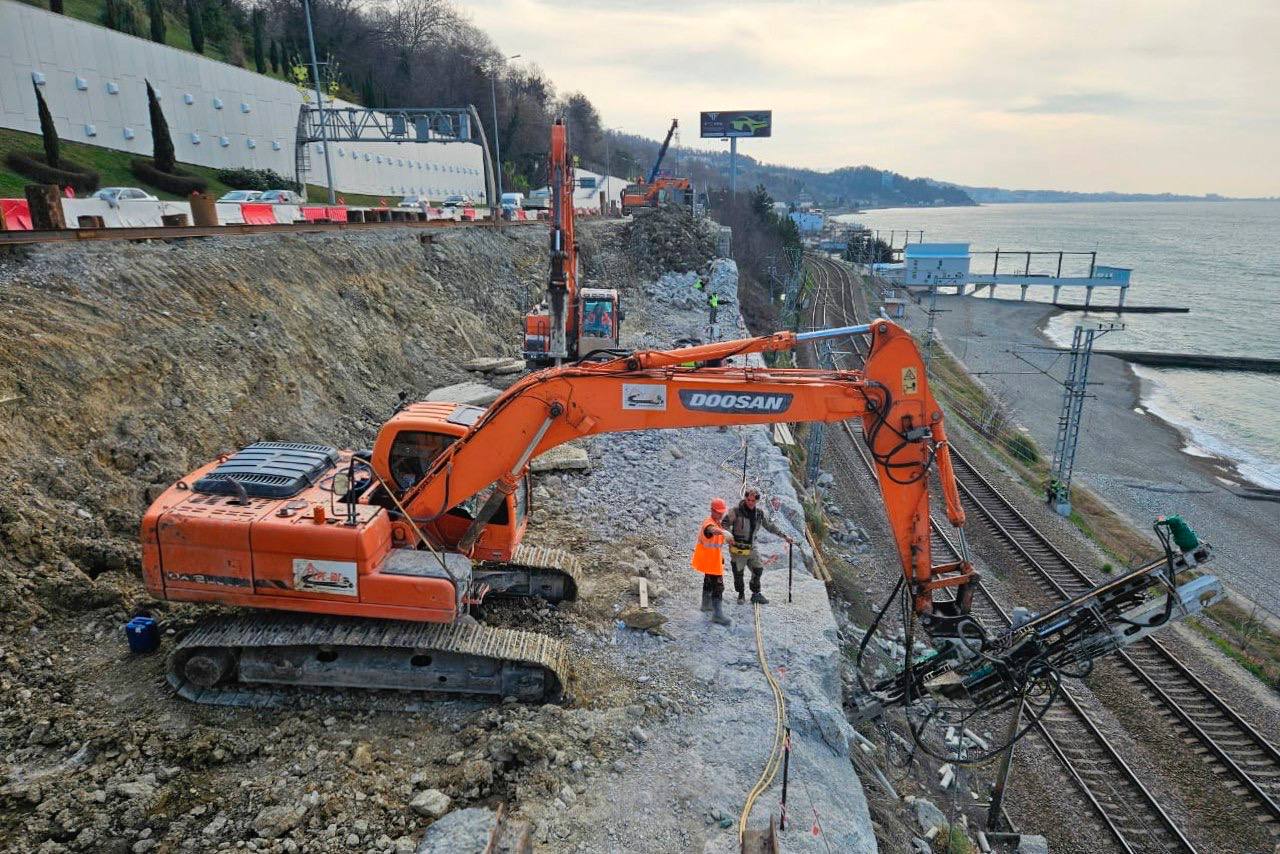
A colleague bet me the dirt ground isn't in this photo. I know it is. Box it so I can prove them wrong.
[0,222,660,853]
[3,210,872,854]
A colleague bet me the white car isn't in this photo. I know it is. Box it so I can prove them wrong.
[93,187,158,204]
[442,194,474,208]
[217,190,263,203]
[258,189,304,205]
[398,195,429,208]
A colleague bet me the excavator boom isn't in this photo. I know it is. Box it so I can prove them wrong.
[401,319,975,615]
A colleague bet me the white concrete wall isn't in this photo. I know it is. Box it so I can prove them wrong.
[0,0,485,201]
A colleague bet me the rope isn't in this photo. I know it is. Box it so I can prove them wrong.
[738,601,789,843]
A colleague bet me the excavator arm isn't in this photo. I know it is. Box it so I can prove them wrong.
[398,320,976,617]
[546,118,577,362]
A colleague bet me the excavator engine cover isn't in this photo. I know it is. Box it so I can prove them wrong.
[194,442,339,499]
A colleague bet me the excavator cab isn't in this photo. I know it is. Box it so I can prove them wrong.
[577,288,622,359]
[370,403,530,562]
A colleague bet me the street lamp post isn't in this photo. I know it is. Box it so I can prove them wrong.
[489,53,520,201]
[301,0,335,204]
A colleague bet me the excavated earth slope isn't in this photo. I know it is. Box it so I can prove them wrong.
[0,219,874,853]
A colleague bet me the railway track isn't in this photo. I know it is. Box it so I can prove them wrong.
[811,251,1280,839]
[0,213,539,247]
[804,255,1193,852]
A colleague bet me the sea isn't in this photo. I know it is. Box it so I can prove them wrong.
[834,202,1280,489]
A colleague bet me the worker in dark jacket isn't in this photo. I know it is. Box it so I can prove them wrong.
[721,486,793,604]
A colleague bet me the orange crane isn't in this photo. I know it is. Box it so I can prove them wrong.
[141,320,1216,711]
[523,118,621,368]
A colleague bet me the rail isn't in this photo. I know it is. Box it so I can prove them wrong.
[804,253,1208,853]
[0,215,540,247]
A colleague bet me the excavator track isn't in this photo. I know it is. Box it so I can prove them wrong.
[167,613,571,709]
[474,544,584,603]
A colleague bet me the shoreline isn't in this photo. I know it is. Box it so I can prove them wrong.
[1028,306,1269,494]
[915,293,1280,618]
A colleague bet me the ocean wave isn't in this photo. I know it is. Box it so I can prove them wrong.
[1132,365,1280,490]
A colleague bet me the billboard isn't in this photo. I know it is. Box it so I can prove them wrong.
[700,110,772,138]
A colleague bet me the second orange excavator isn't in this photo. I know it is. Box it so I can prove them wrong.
[523,118,622,368]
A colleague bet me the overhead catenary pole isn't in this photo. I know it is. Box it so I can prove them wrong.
[1048,322,1121,515]
[489,53,521,203]
[301,0,335,205]
[730,136,738,195]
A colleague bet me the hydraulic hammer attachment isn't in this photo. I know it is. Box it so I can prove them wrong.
[872,521,1222,717]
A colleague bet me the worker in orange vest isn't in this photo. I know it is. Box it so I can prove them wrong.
[691,497,733,626]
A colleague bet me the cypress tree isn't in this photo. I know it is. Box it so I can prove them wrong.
[186,0,204,53]
[104,0,120,30]
[148,0,166,43]
[146,80,176,173]
[50,0,63,13]
[34,82,59,169]
[251,9,266,73]
[269,38,279,73]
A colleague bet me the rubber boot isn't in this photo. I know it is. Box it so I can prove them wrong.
[700,591,712,612]
[751,591,769,605]
[712,598,731,626]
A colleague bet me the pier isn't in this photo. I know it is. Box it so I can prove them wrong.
[899,244,1134,307]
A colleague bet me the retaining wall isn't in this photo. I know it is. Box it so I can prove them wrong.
[0,0,485,200]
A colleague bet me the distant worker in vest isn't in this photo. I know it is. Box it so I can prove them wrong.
[691,497,734,626]
[708,292,721,326]
[693,274,705,292]
[722,486,794,604]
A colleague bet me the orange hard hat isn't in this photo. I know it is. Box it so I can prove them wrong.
[710,497,728,514]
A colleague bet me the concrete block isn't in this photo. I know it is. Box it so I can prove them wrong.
[530,443,589,473]
[425,382,501,407]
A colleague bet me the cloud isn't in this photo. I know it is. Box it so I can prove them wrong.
[1009,92,1140,115]
[456,0,1280,195]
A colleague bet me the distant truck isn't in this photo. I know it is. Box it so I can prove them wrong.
[500,192,525,219]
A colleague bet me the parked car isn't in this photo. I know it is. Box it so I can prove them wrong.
[525,188,551,210]
[398,195,429,208]
[92,187,158,204]
[217,190,263,203]
[257,189,304,205]
[442,194,474,208]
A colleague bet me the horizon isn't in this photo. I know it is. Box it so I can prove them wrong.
[457,0,1280,199]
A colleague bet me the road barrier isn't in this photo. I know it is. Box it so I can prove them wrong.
[0,193,491,233]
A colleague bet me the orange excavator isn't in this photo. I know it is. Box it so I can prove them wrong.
[142,320,1218,712]
[523,118,622,368]
[143,320,980,705]
[620,118,693,215]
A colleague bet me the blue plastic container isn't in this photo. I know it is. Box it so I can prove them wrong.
[125,616,160,654]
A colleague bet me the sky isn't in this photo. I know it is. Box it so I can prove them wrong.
[455,0,1280,197]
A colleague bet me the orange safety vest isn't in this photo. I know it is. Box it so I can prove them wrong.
[690,516,725,576]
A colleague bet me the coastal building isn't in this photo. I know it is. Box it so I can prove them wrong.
[904,243,971,287]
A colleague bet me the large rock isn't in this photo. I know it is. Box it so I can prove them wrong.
[252,804,306,839]
[1017,835,1049,854]
[425,382,502,407]
[913,798,948,835]
[415,807,495,853]
[530,444,589,473]
[409,788,452,819]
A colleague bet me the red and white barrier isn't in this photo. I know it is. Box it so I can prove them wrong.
[240,203,276,225]
[1,199,32,230]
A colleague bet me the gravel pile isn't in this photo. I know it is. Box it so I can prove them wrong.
[621,204,717,277]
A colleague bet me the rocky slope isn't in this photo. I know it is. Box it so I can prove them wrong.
[0,218,875,853]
